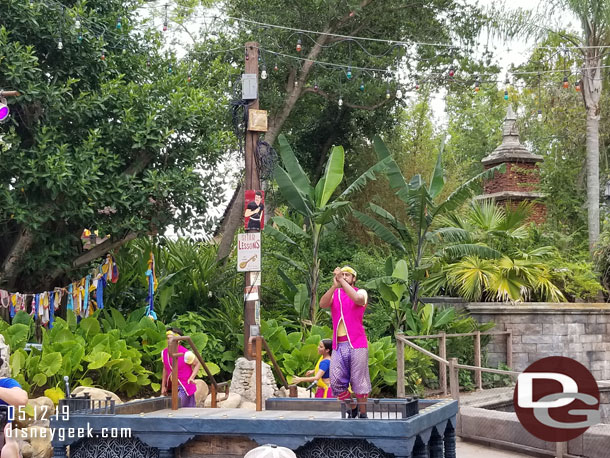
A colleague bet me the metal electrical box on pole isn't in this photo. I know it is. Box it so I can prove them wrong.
[243,42,261,359]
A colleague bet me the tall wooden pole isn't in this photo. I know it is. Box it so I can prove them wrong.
[243,42,260,359]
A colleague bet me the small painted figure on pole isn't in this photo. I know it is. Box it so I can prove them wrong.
[244,190,264,231]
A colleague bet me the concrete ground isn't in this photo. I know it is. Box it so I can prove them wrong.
[457,439,535,457]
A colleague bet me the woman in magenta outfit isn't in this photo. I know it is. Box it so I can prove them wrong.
[292,339,334,398]
[319,266,371,418]
[161,328,201,407]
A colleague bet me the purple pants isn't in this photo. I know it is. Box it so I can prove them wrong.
[330,341,371,395]
[179,385,196,407]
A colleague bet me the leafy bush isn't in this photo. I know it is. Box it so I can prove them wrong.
[0,307,221,398]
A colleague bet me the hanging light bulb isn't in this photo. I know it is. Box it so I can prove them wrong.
[338,96,343,107]
[294,80,298,87]
[396,89,403,99]
[168,64,172,74]
[146,59,151,68]
[504,90,509,100]
[562,75,569,89]
[57,39,63,50]
[77,31,83,42]
[474,76,480,92]
[346,67,352,79]
[0,98,9,123]
[415,83,420,90]
[314,82,319,91]
[296,38,302,52]
[163,22,168,32]
[386,88,391,99]
[187,73,192,83]
[116,18,122,30]
[448,67,455,77]
[261,68,267,80]
[537,109,543,122]
[575,80,581,92]
[75,20,81,29]
[359,80,365,91]
[100,52,106,61]
[274,63,278,72]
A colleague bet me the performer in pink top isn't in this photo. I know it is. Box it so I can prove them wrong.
[319,266,371,418]
[161,328,201,407]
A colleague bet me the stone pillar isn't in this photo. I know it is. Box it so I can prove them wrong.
[477,105,546,224]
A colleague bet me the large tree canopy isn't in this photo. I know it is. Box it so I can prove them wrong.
[0,0,234,291]
[210,0,486,258]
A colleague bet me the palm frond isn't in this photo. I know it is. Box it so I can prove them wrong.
[426,227,472,244]
[446,256,496,302]
[274,165,313,217]
[269,216,310,240]
[368,203,412,245]
[353,210,407,254]
[432,164,505,219]
[263,224,299,247]
[278,134,314,199]
[338,155,394,199]
[373,135,407,192]
[437,244,503,260]
[271,253,308,274]
[315,200,352,225]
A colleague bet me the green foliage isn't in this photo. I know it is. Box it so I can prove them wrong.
[0,306,228,397]
[0,0,235,291]
[265,135,393,322]
[107,237,240,321]
[355,136,505,311]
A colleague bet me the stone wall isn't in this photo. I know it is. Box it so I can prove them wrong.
[467,303,610,380]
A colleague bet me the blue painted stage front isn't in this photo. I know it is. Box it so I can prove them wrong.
[50,397,458,457]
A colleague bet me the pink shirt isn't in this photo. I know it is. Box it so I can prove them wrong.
[331,287,368,349]
[162,345,197,396]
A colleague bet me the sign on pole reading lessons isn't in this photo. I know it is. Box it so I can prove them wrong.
[237,233,261,272]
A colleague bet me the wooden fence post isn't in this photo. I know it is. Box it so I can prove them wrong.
[449,358,459,401]
[506,329,513,369]
[474,331,482,390]
[396,334,405,398]
[439,332,447,396]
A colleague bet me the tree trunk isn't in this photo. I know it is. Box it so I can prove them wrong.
[0,227,35,289]
[582,52,603,255]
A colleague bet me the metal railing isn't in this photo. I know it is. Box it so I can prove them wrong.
[396,330,518,400]
[168,336,230,410]
[248,336,298,411]
[59,395,116,414]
